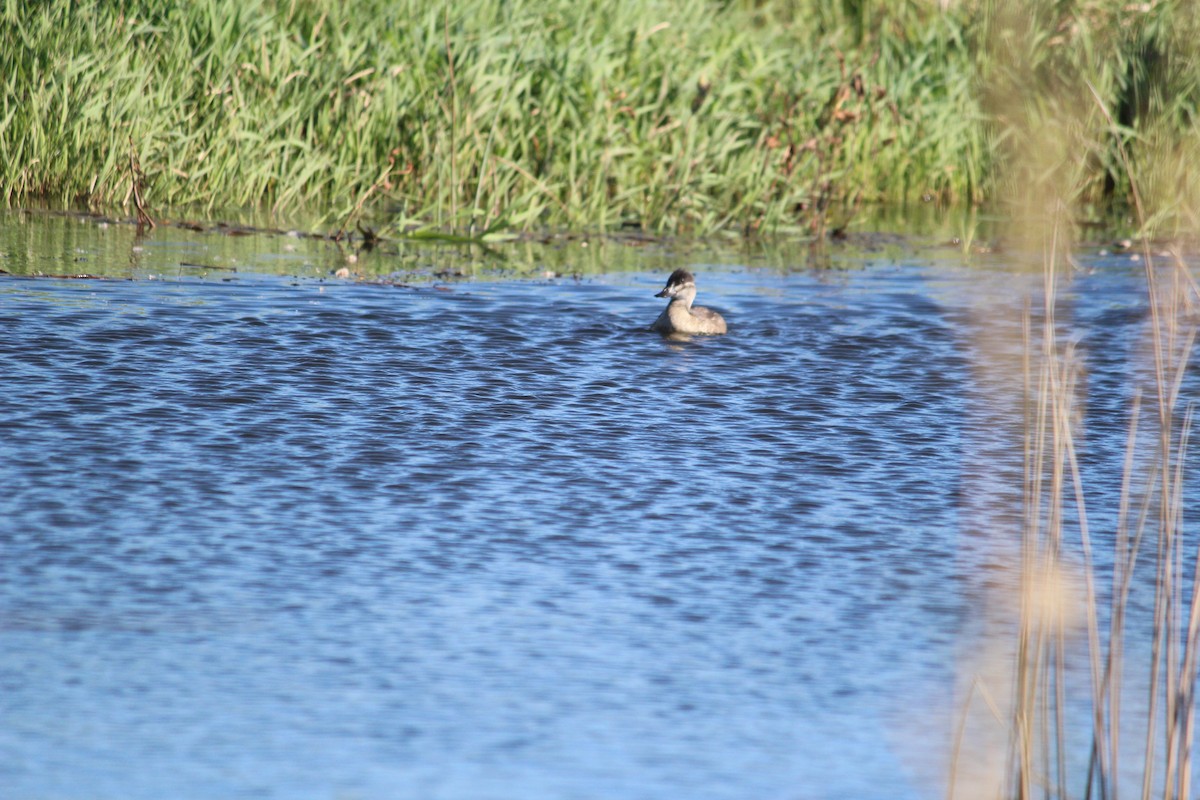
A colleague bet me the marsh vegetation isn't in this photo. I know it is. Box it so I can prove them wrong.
[2,0,1197,239]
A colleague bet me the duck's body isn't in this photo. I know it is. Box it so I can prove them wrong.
[650,268,727,336]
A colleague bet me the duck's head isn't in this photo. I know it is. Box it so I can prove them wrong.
[655,268,696,298]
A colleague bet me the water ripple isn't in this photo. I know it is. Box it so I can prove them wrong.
[0,253,1190,800]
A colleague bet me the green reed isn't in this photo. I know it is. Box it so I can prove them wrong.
[0,0,985,233]
[1,0,1196,236]
[977,0,1200,240]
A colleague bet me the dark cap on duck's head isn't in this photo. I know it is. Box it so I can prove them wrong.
[656,268,696,297]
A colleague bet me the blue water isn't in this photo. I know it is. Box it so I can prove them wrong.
[0,217,1194,799]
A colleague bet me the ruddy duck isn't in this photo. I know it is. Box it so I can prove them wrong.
[650,268,727,336]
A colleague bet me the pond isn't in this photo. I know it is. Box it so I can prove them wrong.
[1,210,1195,799]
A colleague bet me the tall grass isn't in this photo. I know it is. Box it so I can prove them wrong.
[977,0,1200,240]
[1,1,1197,235]
[947,197,1199,800]
[995,232,1196,800]
[1,0,986,233]
[947,0,1200,791]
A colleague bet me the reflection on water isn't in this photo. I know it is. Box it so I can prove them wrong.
[0,212,1193,799]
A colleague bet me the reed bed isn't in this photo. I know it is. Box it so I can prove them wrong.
[945,200,1199,800]
[948,1,1200,788]
[0,0,1139,236]
[1012,235,1193,799]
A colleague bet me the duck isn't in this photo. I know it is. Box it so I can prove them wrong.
[650,268,727,336]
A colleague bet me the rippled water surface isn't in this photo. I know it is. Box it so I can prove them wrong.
[2,212,1196,799]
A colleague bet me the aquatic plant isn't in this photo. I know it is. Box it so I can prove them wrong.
[0,0,1196,237]
[0,0,984,233]
[948,32,1200,790]
[977,0,1200,240]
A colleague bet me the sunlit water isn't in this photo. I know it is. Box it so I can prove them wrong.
[1,212,1196,799]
